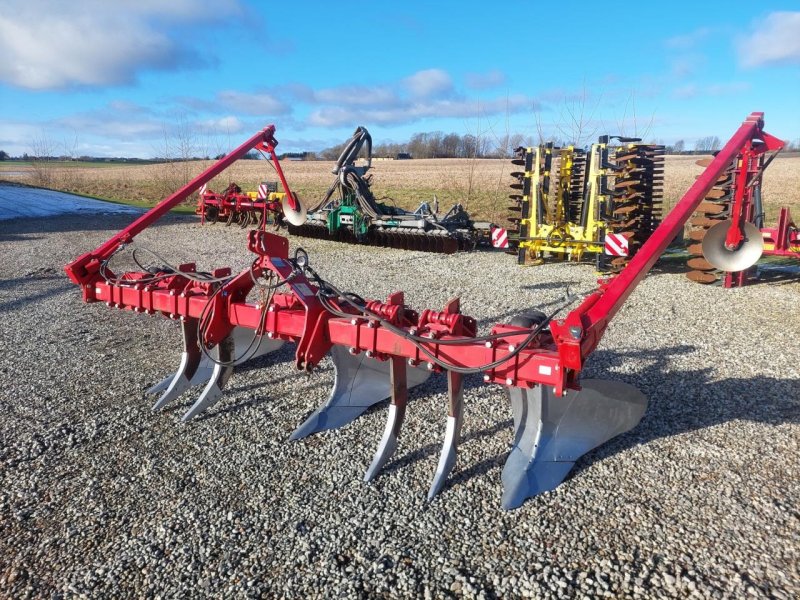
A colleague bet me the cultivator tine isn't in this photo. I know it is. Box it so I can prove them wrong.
[149,325,281,415]
[364,356,408,481]
[150,320,203,411]
[501,379,647,510]
[290,346,431,440]
[427,371,464,500]
[181,335,235,422]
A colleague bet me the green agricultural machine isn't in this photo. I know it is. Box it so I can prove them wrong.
[288,126,492,253]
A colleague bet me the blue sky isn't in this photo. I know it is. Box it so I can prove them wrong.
[0,1,798,158]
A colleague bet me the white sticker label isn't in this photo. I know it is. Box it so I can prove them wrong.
[95,288,102,295]
[295,283,313,297]
[538,365,552,376]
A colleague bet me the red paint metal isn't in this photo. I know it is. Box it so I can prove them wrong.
[64,114,788,400]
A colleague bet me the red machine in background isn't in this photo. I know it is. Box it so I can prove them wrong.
[196,180,299,228]
[686,134,798,286]
[65,115,787,510]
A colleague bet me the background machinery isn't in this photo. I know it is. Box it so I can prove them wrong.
[288,126,493,253]
[508,137,665,272]
[196,180,290,228]
[65,114,783,510]
[685,151,798,286]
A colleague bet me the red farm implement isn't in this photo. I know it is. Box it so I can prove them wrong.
[65,114,785,509]
[686,134,798,285]
[197,180,294,228]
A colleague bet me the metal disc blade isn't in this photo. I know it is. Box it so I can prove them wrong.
[688,228,707,241]
[282,193,308,226]
[687,257,715,271]
[702,219,763,272]
[686,270,718,284]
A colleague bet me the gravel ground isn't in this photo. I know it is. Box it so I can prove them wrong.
[1,212,798,599]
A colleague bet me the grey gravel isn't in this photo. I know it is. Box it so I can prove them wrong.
[0,212,798,599]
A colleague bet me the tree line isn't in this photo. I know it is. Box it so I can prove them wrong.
[3,134,798,163]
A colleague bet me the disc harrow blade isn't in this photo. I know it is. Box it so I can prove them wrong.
[696,202,729,215]
[687,257,715,271]
[688,228,708,241]
[686,270,719,283]
[501,380,647,510]
[290,346,431,440]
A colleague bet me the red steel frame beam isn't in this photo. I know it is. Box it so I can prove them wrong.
[548,112,785,371]
[761,207,800,258]
[65,114,785,397]
[65,125,296,286]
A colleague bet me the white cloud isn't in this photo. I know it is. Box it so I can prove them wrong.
[465,69,506,90]
[196,116,244,134]
[0,0,244,89]
[308,94,534,127]
[402,69,453,98]
[216,91,289,115]
[314,85,400,107]
[739,11,800,68]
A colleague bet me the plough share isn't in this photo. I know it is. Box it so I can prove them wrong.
[65,115,783,509]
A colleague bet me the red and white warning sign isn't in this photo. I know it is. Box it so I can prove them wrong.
[257,183,269,199]
[604,233,629,256]
[199,183,208,196]
[491,226,509,249]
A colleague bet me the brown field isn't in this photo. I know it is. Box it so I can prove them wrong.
[2,154,798,223]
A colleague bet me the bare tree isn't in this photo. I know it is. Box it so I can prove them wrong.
[695,136,721,152]
[556,81,601,146]
[30,132,54,187]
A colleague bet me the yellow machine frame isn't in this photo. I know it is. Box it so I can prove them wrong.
[518,142,608,264]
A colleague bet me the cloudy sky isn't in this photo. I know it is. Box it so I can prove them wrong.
[0,1,798,157]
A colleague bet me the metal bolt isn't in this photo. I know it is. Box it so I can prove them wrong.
[368,321,377,329]
[426,362,435,371]
[483,374,490,382]
[350,318,358,325]
[485,341,492,348]
[366,350,374,358]
[407,358,417,366]
[267,332,274,339]
[409,327,418,336]
[509,344,516,352]
[350,347,359,355]
[268,306,275,312]
[506,378,513,386]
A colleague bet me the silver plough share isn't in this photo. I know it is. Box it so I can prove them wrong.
[63,115,786,509]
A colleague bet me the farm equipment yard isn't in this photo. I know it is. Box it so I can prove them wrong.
[1,155,798,596]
